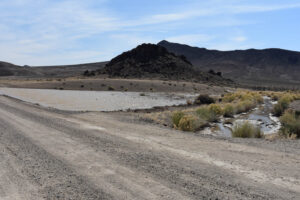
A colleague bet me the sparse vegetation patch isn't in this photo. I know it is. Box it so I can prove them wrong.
[171,111,184,128]
[280,110,300,138]
[178,115,206,132]
[231,122,264,138]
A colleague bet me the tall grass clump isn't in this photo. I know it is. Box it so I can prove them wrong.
[235,100,256,114]
[280,110,300,138]
[273,94,294,116]
[222,91,263,115]
[196,104,223,122]
[231,122,264,138]
[172,111,184,128]
[223,104,234,118]
[178,115,206,132]
[222,91,263,104]
[209,104,223,116]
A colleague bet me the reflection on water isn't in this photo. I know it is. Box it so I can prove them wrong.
[0,88,195,111]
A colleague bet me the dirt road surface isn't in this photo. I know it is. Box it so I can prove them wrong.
[0,95,299,199]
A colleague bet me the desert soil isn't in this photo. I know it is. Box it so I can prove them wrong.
[0,95,299,199]
[0,77,229,94]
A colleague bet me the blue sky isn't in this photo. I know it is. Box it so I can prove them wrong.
[0,0,300,66]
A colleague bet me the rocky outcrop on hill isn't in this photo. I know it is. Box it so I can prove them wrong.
[102,44,234,85]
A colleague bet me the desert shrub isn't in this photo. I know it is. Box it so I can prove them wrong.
[266,91,290,101]
[83,70,95,76]
[223,104,234,117]
[84,70,89,76]
[240,93,252,101]
[273,94,294,116]
[280,110,300,138]
[271,93,280,101]
[222,91,263,105]
[178,115,206,132]
[236,100,255,114]
[108,86,115,91]
[251,92,264,104]
[208,104,223,116]
[281,93,295,102]
[194,94,215,105]
[294,93,300,100]
[231,122,264,138]
[243,100,256,111]
[172,111,184,128]
[273,104,285,117]
[196,107,213,122]
[196,106,220,122]
[222,93,236,102]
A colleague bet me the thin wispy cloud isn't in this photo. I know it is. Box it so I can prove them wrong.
[0,0,299,65]
[134,2,300,25]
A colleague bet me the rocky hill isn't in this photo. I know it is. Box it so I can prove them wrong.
[102,43,233,85]
[0,61,105,78]
[158,40,300,88]
[0,61,35,76]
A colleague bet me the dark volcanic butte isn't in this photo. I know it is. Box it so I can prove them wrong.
[102,43,233,85]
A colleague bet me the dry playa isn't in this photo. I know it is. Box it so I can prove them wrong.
[0,88,195,111]
[0,90,299,199]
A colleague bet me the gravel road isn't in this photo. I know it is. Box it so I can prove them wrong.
[0,95,299,200]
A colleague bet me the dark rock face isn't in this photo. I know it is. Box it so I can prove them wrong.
[158,40,300,88]
[103,43,233,85]
[104,44,194,79]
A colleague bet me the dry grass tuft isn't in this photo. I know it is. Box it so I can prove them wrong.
[280,110,300,138]
[231,121,264,138]
[171,111,184,128]
[178,115,207,132]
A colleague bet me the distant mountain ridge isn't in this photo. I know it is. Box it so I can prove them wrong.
[158,40,300,88]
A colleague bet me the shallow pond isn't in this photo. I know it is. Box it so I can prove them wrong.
[0,88,195,112]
